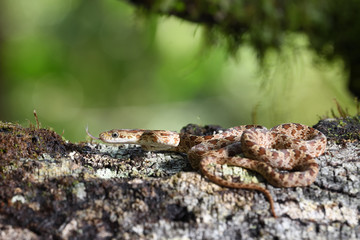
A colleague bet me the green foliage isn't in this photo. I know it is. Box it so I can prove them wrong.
[125,0,360,66]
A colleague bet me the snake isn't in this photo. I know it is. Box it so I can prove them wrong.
[86,123,327,218]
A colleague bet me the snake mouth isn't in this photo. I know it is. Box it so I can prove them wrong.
[86,126,101,141]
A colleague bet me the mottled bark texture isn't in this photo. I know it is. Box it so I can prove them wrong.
[0,120,359,239]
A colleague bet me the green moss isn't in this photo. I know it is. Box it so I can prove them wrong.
[314,116,360,143]
[72,180,80,186]
[0,120,69,182]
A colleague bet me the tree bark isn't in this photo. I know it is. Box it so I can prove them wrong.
[0,120,359,239]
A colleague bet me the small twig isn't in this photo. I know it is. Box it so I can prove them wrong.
[355,97,359,115]
[33,110,40,129]
[251,102,260,125]
[333,98,348,118]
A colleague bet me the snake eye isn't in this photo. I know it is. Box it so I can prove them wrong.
[111,132,119,138]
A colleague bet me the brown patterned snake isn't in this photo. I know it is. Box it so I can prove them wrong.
[86,123,327,217]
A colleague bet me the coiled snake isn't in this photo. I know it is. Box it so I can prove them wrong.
[86,123,327,217]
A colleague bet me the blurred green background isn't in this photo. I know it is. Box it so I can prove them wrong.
[0,0,356,142]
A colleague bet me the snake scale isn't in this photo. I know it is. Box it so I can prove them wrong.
[86,123,327,217]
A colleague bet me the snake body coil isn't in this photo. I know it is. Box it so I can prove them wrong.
[87,123,327,218]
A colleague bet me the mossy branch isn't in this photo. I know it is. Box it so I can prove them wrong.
[124,0,360,96]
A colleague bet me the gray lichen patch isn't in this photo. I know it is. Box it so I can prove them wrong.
[77,142,191,179]
[163,172,269,220]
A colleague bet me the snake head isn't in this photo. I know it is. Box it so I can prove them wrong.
[99,129,143,144]
[86,126,144,144]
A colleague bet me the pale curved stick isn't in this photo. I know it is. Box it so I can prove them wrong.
[86,126,100,140]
